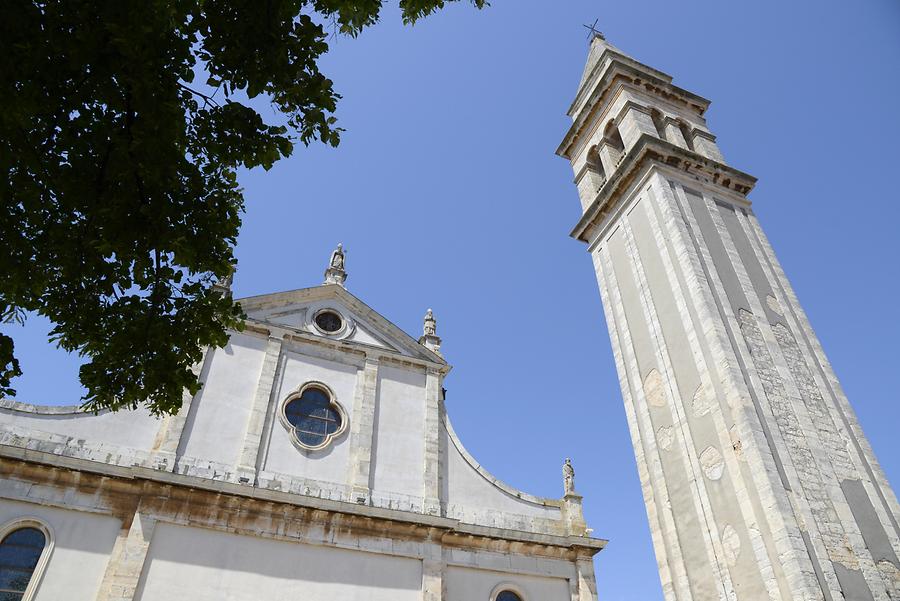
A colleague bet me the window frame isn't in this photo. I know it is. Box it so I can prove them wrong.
[312,309,344,334]
[279,381,348,452]
[0,517,54,601]
[489,582,527,601]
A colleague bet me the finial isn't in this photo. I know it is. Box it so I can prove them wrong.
[563,457,576,495]
[323,243,347,287]
[582,18,605,42]
[419,308,442,357]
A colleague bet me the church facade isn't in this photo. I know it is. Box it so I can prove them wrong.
[558,33,900,601]
[0,248,603,601]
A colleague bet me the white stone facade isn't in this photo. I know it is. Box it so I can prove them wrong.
[0,270,603,600]
[559,34,900,601]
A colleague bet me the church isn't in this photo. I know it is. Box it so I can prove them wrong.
[0,241,602,601]
[1,29,899,601]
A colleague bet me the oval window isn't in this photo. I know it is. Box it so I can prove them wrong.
[284,386,343,448]
[314,310,343,333]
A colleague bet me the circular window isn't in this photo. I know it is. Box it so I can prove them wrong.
[283,386,344,449]
[314,310,343,333]
[496,592,523,601]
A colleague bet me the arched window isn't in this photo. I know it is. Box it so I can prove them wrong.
[0,525,48,600]
[490,583,526,601]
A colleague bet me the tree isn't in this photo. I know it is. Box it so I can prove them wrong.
[0,0,486,415]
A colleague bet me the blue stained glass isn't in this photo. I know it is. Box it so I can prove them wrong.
[0,527,44,596]
[297,416,328,435]
[297,430,326,446]
[0,531,41,549]
[497,592,522,601]
[0,547,37,569]
[0,569,31,591]
[285,387,342,447]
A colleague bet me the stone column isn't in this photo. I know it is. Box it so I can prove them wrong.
[690,130,725,162]
[423,367,443,515]
[596,140,623,179]
[235,336,284,484]
[95,509,157,601]
[617,104,658,151]
[663,118,688,149]
[347,355,380,504]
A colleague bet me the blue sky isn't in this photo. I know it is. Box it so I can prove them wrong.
[4,1,900,599]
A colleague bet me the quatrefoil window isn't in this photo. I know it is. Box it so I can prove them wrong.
[280,383,347,451]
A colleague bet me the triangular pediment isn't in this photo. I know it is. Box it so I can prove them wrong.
[236,285,445,365]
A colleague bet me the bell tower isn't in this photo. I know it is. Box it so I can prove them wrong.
[558,33,900,600]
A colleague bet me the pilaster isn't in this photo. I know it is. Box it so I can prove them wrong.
[235,336,284,483]
[572,556,598,601]
[95,507,156,601]
[150,350,208,471]
[347,354,380,504]
[423,367,443,516]
[422,541,444,601]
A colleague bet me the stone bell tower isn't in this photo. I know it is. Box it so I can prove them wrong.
[558,33,900,600]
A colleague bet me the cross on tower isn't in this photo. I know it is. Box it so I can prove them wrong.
[582,19,605,42]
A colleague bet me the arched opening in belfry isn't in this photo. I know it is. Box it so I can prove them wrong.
[604,120,625,153]
[586,145,606,192]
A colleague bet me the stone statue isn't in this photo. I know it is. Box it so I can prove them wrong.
[215,265,235,295]
[329,243,345,270]
[219,270,233,290]
[324,243,348,287]
[563,458,575,495]
[423,308,437,336]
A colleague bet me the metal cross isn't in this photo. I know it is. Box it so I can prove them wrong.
[582,19,605,41]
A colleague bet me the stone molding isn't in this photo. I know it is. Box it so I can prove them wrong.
[237,284,447,367]
[0,456,605,556]
[0,399,104,415]
[277,380,349,453]
[571,133,756,245]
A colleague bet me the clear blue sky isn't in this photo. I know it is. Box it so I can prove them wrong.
[3,1,900,599]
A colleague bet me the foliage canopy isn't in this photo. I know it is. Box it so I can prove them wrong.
[0,0,486,414]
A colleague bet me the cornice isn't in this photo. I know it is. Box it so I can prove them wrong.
[0,445,605,553]
[241,318,451,376]
[570,133,757,243]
